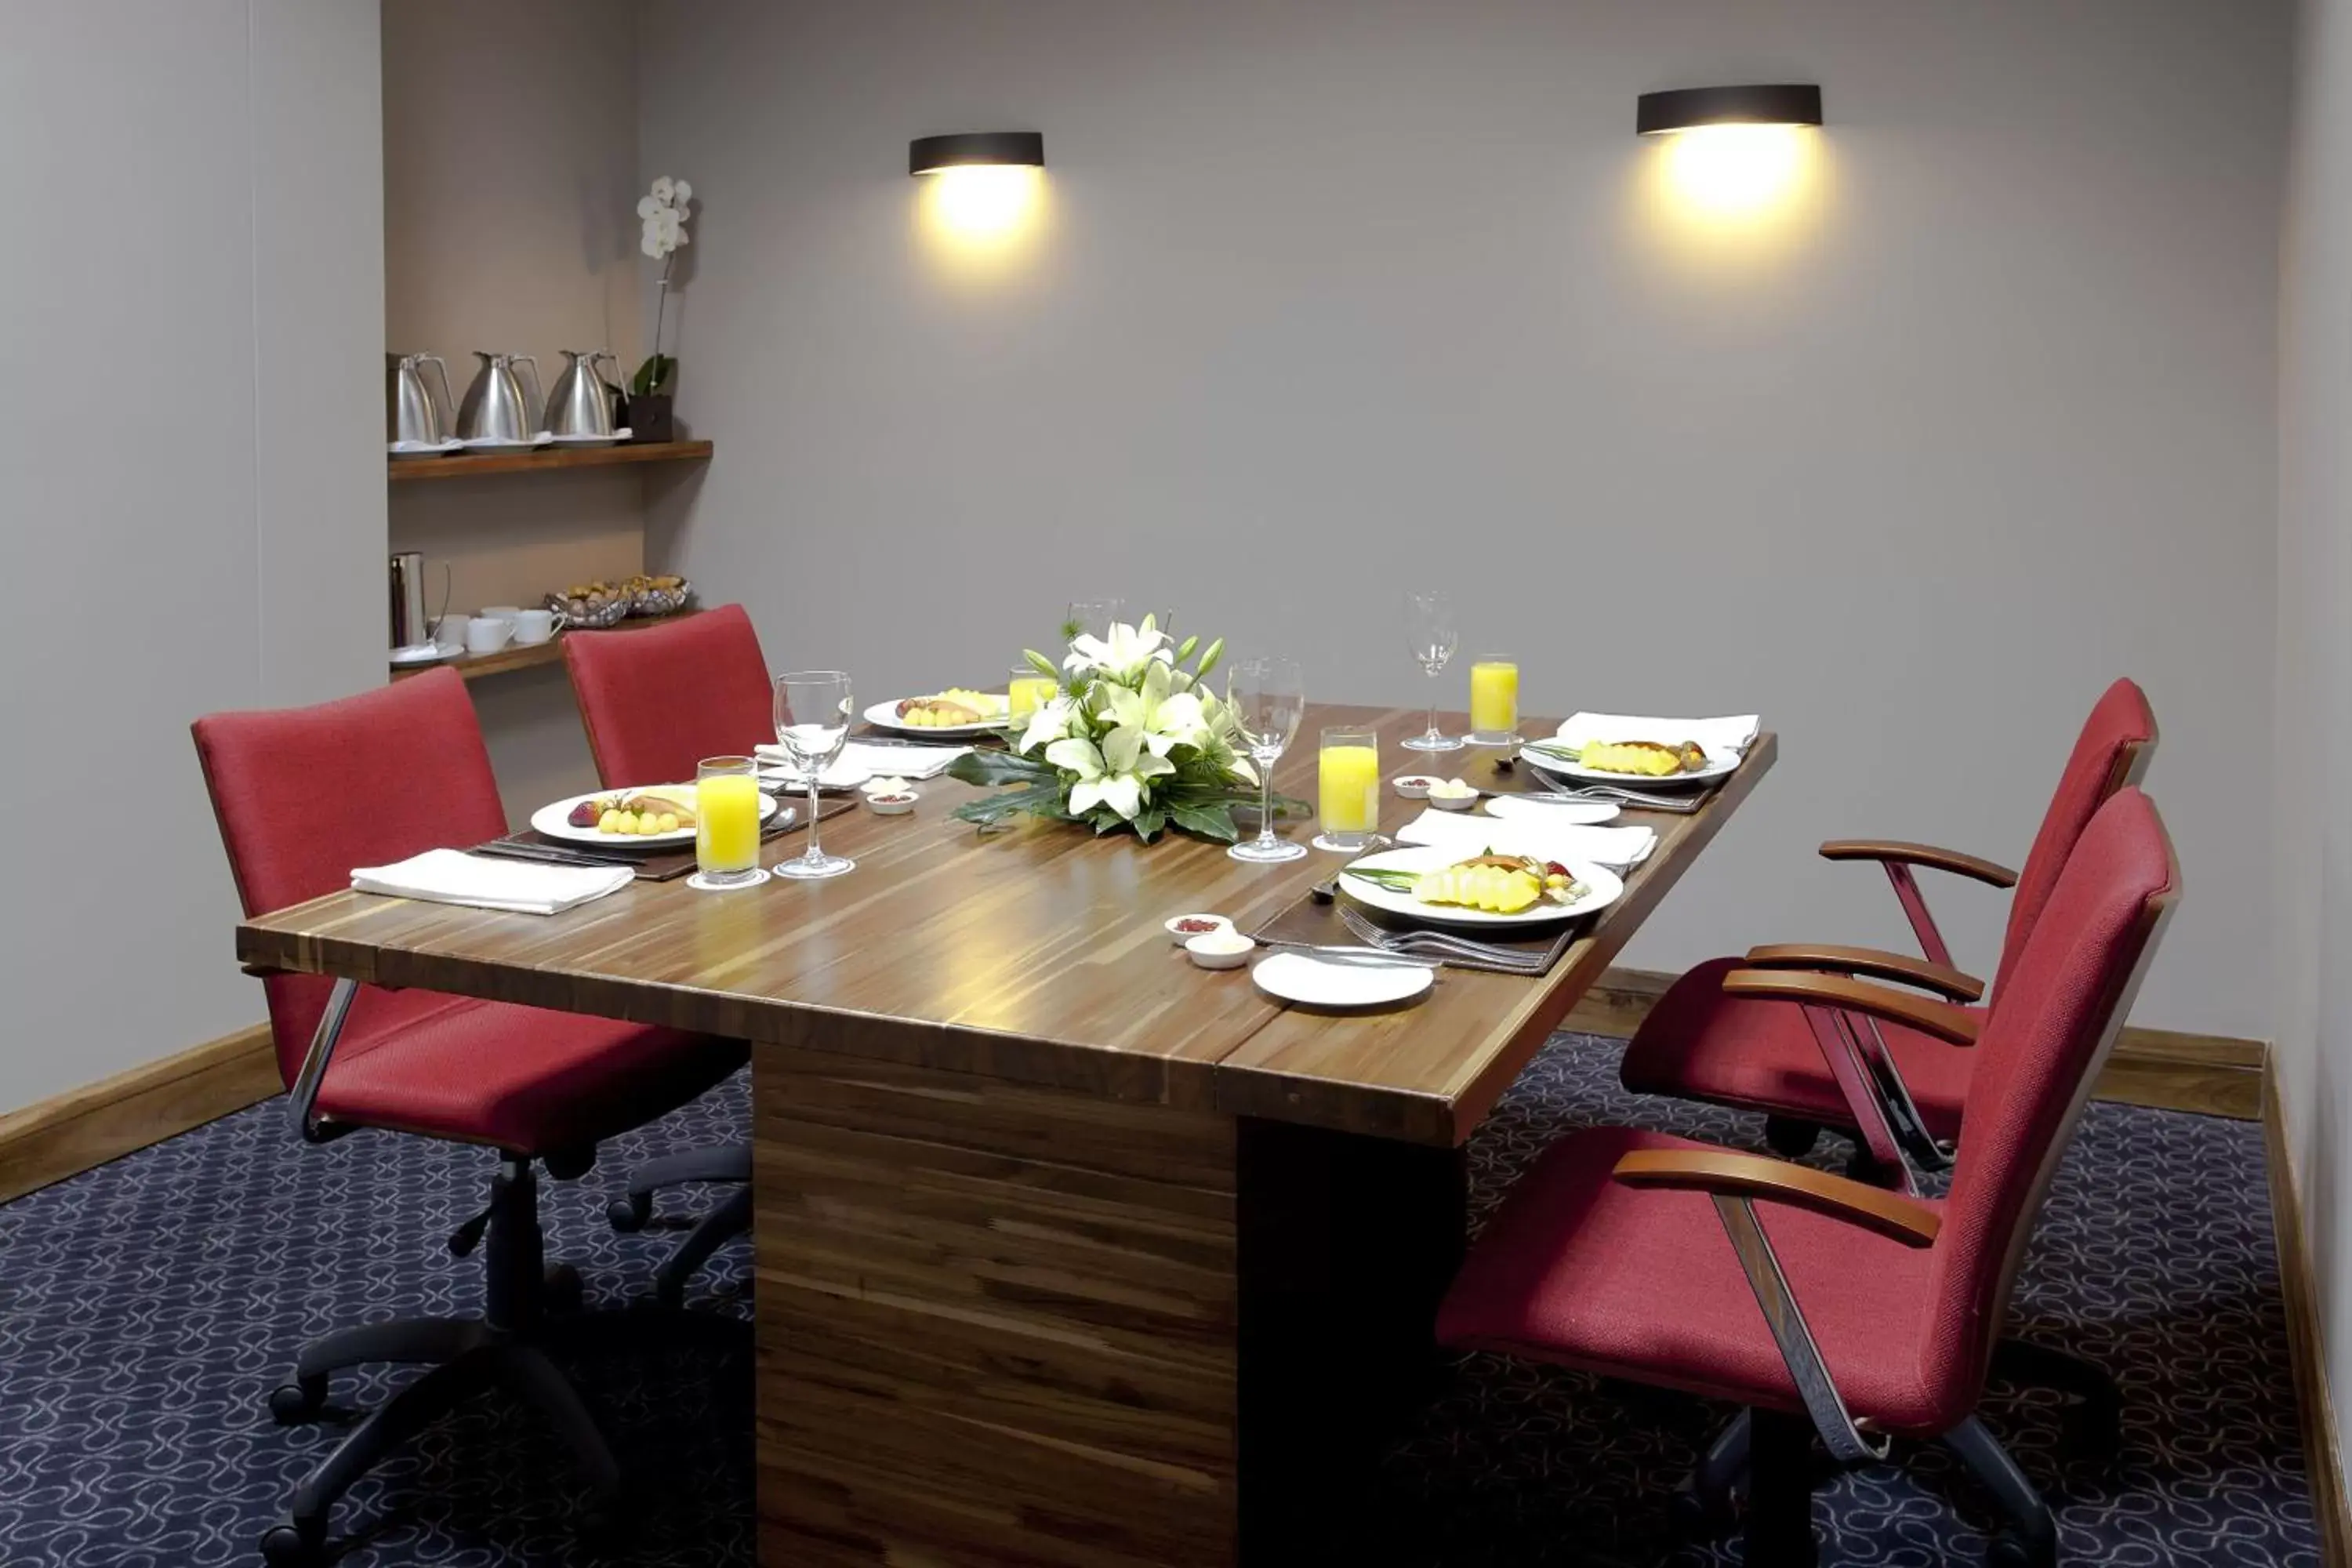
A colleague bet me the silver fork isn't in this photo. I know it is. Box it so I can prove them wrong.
[1338,906,1548,969]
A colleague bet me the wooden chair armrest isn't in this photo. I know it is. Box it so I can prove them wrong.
[1817,839,2019,889]
[1613,1148,1941,1247]
[1719,969,1980,1047]
[1741,943,1985,1003]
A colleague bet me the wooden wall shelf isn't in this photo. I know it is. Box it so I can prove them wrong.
[390,608,702,684]
[387,439,713,482]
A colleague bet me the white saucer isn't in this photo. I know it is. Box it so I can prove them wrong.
[546,428,632,448]
[1252,951,1433,1009]
[390,644,447,666]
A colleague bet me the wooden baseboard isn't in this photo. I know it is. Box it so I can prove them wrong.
[2266,1058,2352,1566]
[1570,966,2266,1121]
[0,1023,281,1204]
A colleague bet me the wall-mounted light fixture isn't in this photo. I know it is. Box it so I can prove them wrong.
[1635,85,1822,137]
[909,132,1045,176]
[1635,85,1823,222]
[909,132,1047,249]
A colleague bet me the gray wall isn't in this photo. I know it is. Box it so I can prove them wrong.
[638,0,2287,1036]
[383,0,651,826]
[0,0,383,1108]
[2278,0,2352,1494]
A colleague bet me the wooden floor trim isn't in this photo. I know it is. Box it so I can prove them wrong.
[1568,966,2266,1120]
[2265,1059,2351,1566]
[0,1022,281,1204]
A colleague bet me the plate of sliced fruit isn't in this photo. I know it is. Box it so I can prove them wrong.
[862,688,1011,736]
[1338,844,1623,927]
[528,784,779,848]
[1517,737,1739,787]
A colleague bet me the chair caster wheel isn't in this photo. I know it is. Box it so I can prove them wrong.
[1763,1116,1821,1159]
[1987,1531,2056,1568]
[267,1375,328,1425]
[545,1263,585,1315]
[1669,1480,1736,1537]
[259,1518,326,1566]
[607,1192,652,1232]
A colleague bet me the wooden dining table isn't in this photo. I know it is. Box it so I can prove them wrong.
[236,702,1775,1567]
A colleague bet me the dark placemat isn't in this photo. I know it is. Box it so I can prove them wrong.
[1451,745,1713,813]
[492,795,858,882]
[1249,884,1581,975]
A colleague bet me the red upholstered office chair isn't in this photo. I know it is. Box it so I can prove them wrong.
[1440,788,2177,1567]
[564,603,769,1304]
[194,668,745,1566]
[1619,678,2155,1169]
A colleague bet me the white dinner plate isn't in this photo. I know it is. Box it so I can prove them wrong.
[1252,951,1434,1009]
[862,696,1010,737]
[390,643,448,666]
[1517,741,1740,788]
[528,787,778,848]
[1338,844,1624,928]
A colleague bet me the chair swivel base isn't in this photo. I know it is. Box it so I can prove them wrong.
[259,1314,621,1567]
[607,1139,753,1308]
[257,1152,682,1566]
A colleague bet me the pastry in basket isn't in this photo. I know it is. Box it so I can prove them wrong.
[1577,738,1708,777]
[565,786,699,836]
[1348,853,1589,915]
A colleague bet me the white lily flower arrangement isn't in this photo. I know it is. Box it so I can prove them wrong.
[948,617,1306,843]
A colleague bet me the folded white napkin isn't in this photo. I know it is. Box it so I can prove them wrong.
[1396,808,1658,869]
[757,740,971,781]
[351,848,633,916]
[1552,712,1759,762]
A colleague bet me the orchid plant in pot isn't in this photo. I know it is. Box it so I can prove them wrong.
[630,176,691,441]
[947,617,1308,843]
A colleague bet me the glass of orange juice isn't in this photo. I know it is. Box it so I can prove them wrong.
[695,756,767,889]
[1468,655,1520,746]
[1313,726,1381,852]
[1008,666,1058,721]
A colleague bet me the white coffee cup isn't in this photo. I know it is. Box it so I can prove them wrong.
[430,614,470,654]
[466,616,514,656]
[510,608,559,645]
[478,605,521,628]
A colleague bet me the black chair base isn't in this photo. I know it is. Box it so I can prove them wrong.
[608,1139,752,1307]
[257,1150,712,1566]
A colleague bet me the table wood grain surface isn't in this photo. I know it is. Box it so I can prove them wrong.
[237,706,1772,1145]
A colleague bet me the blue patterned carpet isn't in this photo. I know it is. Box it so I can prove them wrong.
[0,1035,2316,1566]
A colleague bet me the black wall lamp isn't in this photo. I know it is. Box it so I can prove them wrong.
[1636,84,1823,136]
[909,132,1045,176]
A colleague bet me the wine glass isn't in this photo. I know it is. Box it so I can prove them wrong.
[1065,598,1127,644]
[1226,656,1308,864]
[1403,591,1463,752]
[771,670,856,880]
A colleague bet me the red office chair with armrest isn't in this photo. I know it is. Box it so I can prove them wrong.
[1441,788,2178,1566]
[1619,677,2156,1168]
[194,668,746,1566]
[563,603,771,1304]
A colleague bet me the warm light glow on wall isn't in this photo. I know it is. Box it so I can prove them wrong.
[1655,123,1814,220]
[921,164,1046,243]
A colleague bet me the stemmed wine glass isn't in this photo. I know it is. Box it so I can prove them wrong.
[771,670,856,880]
[1226,656,1308,864]
[1065,598,1127,643]
[1403,591,1463,752]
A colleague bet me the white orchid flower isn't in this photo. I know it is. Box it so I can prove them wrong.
[672,180,692,204]
[637,195,660,220]
[641,227,666,260]
[1016,696,1076,754]
[651,176,676,204]
[1064,621,1171,683]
